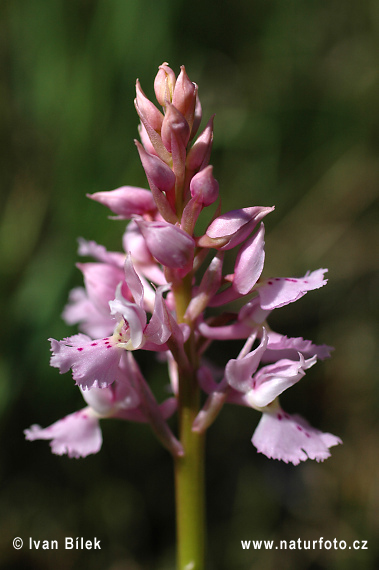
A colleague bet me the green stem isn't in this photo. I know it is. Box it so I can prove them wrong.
[175,403,205,570]
[173,273,206,570]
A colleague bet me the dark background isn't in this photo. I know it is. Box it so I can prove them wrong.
[1,0,378,568]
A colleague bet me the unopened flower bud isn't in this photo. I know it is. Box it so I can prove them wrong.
[198,205,274,250]
[154,62,176,107]
[186,115,214,171]
[135,140,176,193]
[190,165,219,206]
[161,103,190,153]
[190,92,202,140]
[138,123,157,156]
[88,186,157,218]
[136,219,195,268]
[172,66,197,129]
[135,79,164,133]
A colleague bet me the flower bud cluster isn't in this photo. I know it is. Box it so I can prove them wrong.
[25,64,341,464]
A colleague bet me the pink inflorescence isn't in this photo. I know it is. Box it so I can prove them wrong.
[25,63,341,464]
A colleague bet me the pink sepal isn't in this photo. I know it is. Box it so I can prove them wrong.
[197,319,252,340]
[77,238,125,267]
[263,331,333,362]
[77,262,130,312]
[233,223,266,294]
[62,287,115,338]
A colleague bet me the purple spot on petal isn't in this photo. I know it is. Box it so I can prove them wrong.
[285,278,297,282]
[283,412,290,419]
[77,347,84,352]
[277,413,282,420]
[305,432,311,438]
[267,280,273,285]
[81,414,88,419]
[274,278,281,281]
[106,345,112,349]
[91,343,98,346]
[297,425,303,431]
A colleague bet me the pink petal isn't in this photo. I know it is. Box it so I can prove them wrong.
[144,287,171,346]
[124,254,144,307]
[77,262,128,312]
[109,292,147,350]
[77,238,125,267]
[225,330,268,393]
[252,410,342,465]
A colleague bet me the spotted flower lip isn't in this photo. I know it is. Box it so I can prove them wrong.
[24,367,178,458]
[257,268,328,310]
[252,408,342,465]
[49,334,125,390]
[51,255,173,391]
[24,409,103,459]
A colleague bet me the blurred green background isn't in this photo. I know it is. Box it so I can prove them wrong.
[1,0,378,568]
